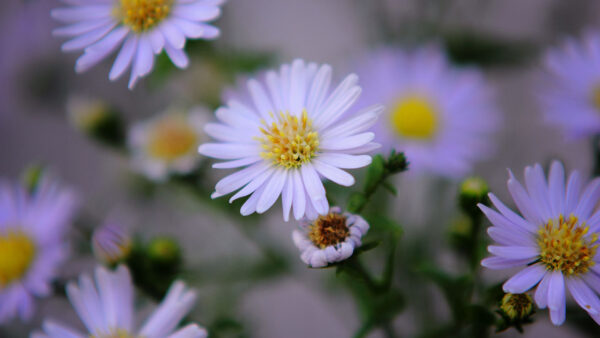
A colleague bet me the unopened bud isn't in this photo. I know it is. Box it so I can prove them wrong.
[500,293,534,321]
[147,237,181,267]
[67,96,125,148]
[92,221,132,265]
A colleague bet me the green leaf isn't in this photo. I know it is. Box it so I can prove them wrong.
[381,180,397,196]
[346,192,368,214]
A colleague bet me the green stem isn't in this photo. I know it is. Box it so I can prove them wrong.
[593,135,600,177]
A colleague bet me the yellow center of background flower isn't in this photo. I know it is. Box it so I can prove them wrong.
[390,96,438,140]
[308,213,349,249]
[91,328,136,338]
[0,231,36,288]
[116,0,172,32]
[538,215,598,276]
[259,110,319,169]
[147,117,198,161]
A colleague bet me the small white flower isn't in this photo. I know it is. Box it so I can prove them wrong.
[540,31,600,138]
[355,46,499,178]
[129,107,208,180]
[292,207,369,268]
[0,177,76,323]
[199,59,381,221]
[52,0,224,89]
[32,265,207,338]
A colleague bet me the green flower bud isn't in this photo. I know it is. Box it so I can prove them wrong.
[459,176,489,214]
[386,150,408,173]
[147,236,182,268]
[500,293,534,321]
[67,97,125,149]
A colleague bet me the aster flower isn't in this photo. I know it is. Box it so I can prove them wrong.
[292,207,369,268]
[51,0,224,89]
[355,46,499,178]
[32,265,207,338]
[480,161,600,325]
[92,218,132,265]
[198,59,381,220]
[0,177,76,323]
[129,106,208,180]
[540,31,600,138]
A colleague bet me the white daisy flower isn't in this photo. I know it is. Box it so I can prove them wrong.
[480,161,600,326]
[0,177,76,323]
[129,106,208,180]
[51,0,224,89]
[198,59,382,221]
[292,207,369,268]
[540,31,600,138]
[355,46,499,178]
[32,265,207,338]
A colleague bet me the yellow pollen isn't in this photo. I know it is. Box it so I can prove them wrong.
[390,95,439,140]
[308,213,349,249]
[115,0,173,33]
[147,116,198,161]
[258,110,319,169]
[537,215,598,276]
[91,328,137,338]
[0,231,36,288]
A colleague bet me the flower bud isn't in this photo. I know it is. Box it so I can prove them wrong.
[459,176,489,214]
[147,236,182,268]
[67,96,125,148]
[92,221,132,265]
[500,293,534,321]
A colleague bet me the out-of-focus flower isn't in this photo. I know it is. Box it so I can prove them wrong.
[147,236,182,267]
[51,0,224,89]
[92,219,132,265]
[355,46,499,178]
[0,177,76,323]
[67,96,126,148]
[199,59,381,221]
[540,32,600,138]
[32,265,207,338]
[129,107,208,180]
[480,161,600,326]
[292,207,369,268]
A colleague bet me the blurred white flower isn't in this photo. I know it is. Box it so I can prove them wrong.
[480,161,600,326]
[292,207,369,268]
[92,218,132,265]
[51,0,224,89]
[0,177,76,323]
[355,46,500,178]
[129,107,208,180]
[540,31,600,138]
[199,59,381,221]
[32,265,207,338]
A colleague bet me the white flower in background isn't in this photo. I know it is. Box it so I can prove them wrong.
[540,31,600,138]
[199,59,381,221]
[129,107,207,180]
[51,0,224,89]
[480,161,600,326]
[292,207,369,268]
[92,217,132,264]
[0,178,76,323]
[32,265,207,338]
[355,46,499,178]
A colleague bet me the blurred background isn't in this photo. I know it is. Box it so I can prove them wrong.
[1,0,599,337]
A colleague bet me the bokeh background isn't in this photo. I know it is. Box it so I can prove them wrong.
[1,0,599,337]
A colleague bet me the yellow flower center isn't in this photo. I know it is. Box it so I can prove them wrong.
[390,96,439,140]
[0,231,36,288]
[115,0,173,33]
[537,215,598,276]
[258,110,319,169]
[147,116,198,161]
[91,328,137,338]
[308,212,349,249]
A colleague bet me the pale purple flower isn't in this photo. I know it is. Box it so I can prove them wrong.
[480,161,600,325]
[0,178,76,323]
[539,31,600,138]
[32,265,207,338]
[199,59,381,221]
[355,46,499,178]
[92,218,132,264]
[292,207,369,268]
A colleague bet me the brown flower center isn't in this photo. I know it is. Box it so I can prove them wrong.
[308,213,349,249]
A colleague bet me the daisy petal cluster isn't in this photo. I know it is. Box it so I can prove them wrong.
[480,161,600,325]
[199,59,382,221]
[540,31,600,138]
[129,106,208,180]
[0,177,76,323]
[355,46,499,178]
[32,265,207,338]
[51,0,224,89]
[292,207,369,268]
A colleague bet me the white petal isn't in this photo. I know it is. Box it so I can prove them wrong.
[300,164,328,215]
[317,153,371,169]
[61,22,116,51]
[159,22,186,49]
[75,27,129,73]
[306,64,332,115]
[109,34,138,81]
[164,41,189,68]
[313,159,355,186]
[256,169,287,213]
[320,132,374,151]
[173,4,221,21]
[547,271,566,325]
[502,264,546,293]
[198,143,259,160]
[292,169,306,220]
